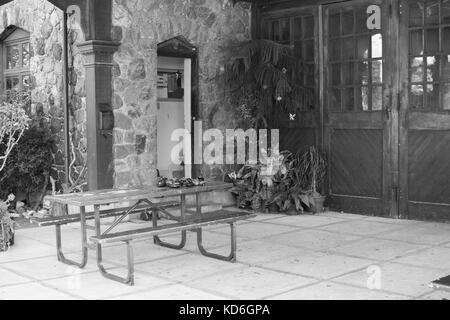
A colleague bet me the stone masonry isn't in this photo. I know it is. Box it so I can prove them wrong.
[0,0,251,190]
[111,0,251,188]
[0,0,87,187]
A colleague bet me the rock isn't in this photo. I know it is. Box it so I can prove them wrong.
[52,43,62,61]
[114,112,133,130]
[127,58,146,80]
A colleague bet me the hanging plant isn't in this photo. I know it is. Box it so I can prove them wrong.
[222,39,314,129]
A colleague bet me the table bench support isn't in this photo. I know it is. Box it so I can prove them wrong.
[55,206,88,268]
[97,240,134,286]
[196,222,237,262]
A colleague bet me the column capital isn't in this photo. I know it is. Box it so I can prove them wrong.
[77,40,121,66]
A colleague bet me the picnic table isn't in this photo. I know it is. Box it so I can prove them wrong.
[34,182,255,285]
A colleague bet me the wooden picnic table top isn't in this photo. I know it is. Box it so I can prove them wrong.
[44,181,233,207]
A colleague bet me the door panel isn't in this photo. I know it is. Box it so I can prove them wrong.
[331,129,383,197]
[324,0,393,216]
[399,0,450,222]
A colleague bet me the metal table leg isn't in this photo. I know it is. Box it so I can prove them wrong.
[153,194,187,250]
[56,205,88,268]
[196,222,237,262]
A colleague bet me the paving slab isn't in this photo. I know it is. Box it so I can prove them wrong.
[373,224,450,245]
[264,229,363,251]
[333,262,447,297]
[135,252,244,282]
[269,281,409,300]
[0,267,32,287]
[109,283,229,300]
[211,221,299,240]
[0,282,77,300]
[263,249,374,279]
[265,215,348,228]
[393,246,450,270]
[317,220,406,236]
[330,238,429,261]
[41,269,175,300]
[187,266,315,300]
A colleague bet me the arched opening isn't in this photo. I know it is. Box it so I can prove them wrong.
[156,36,199,179]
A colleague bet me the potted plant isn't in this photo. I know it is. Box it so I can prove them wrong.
[0,194,16,252]
[298,146,327,213]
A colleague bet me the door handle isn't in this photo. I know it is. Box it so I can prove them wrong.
[385,105,391,120]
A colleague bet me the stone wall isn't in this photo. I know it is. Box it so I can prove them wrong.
[0,0,87,188]
[111,0,251,188]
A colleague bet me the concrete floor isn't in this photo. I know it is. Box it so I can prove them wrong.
[1,210,450,300]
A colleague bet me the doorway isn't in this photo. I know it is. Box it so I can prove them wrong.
[156,56,192,179]
[323,0,395,217]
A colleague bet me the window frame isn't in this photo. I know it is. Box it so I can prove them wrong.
[0,28,31,96]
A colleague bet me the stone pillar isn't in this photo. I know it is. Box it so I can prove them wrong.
[78,40,120,190]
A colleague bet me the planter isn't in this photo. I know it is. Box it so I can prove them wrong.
[312,195,326,214]
[0,222,14,252]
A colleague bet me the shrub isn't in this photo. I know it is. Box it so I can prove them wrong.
[0,123,57,206]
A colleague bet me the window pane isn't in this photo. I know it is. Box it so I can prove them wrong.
[425,28,439,53]
[372,86,383,111]
[331,63,341,85]
[344,88,354,111]
[357,35,370,59]
[410,85,424,108]
[272,20,280,41]
[443,27,450,52]
[442,83,450,109]
[280,19,290,42]
[303,16,315,38]
[372,59,383,83]
[293,17,302,40]
[426,55,440,82]
[443,0,450,24]
[425,0,439,25]
[358,61,369,85]
[356,86,370,111]
[22,42,29,67]
[329,39,341,61]
[6,76,19,91]
[410,30,423,55]
[6,45,19,69]
[342,37,355,60]
[22,75,30,91]
[329,88,341,111]
[343,62,354,85]
[329,13,341,37]
[442,55,450,81]
[371,33,383,58]
[355,9,368,33]
[304,40,315,61]
[342,10,354,35]
[294,41,302,59]
[426,83,439,108]
[411,56,424,82]
[409,1,424,26]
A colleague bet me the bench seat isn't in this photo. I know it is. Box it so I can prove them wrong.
[31,201,180,227]
[90,210,255,244]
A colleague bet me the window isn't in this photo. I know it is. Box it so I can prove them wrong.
[264,13,317,111]
[326,7,383,112]
[1,27,31,97]
[408,0,450,110]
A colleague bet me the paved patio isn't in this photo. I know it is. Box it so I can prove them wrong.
[1,210,450,300]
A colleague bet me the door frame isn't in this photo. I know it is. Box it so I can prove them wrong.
[321,0,399,218]
[157,37,199,178]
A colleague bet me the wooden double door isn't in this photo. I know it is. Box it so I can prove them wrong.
[324,0,450,221]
